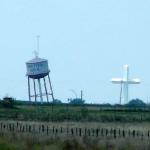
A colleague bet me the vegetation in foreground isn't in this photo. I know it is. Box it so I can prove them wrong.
[0,97,149,150]
[0,132,150,150]
[0,121,149,150]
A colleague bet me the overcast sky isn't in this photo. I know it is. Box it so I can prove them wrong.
[0,0,150,103]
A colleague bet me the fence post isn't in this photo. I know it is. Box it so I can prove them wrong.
[3,124,6,130]
[6,123,8,131]
[85,128,87,136]
[96,128,99,137]
[92,129,95,136]
[22,125,25,132]
[42,125,45,133]
[20,123,22,131]
[39,125,41,134]
[118,129,121,137]
[79,128,81,136]
[55,128,58,134]
[106,129,108,136]
[29,125,31,133]
[12,123,15,132]
[25,124,28,132]
[88,129,90,136]
[60,127,63,133]
[0,122,2,131]
[47,126,49,136]
[101,128,104,137]
[141,133,144,141]
[9,123,11,132]
[132,130,135,138]
[52,126,55,134]
[114,129,116,139]
[110,128,113,136]
[136,130,139,137]
[71,128,74,135]
[67,127,69,135]
[122,130,125,138]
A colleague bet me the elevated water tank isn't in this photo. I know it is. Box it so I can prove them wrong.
[26,56,50,79]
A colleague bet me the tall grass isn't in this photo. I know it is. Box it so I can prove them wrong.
[0,132,150,150]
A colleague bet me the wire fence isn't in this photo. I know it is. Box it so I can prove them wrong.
[0,121,149,140]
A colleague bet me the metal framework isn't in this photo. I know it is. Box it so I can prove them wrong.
[27,73,54,103]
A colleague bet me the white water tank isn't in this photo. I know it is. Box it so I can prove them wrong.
[26,57,50,79]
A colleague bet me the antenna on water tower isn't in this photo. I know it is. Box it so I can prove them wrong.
[26,36,55,103]
[33,35,40,58]
[37,35,40,54]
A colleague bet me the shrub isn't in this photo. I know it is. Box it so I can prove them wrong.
[2,97,15,108]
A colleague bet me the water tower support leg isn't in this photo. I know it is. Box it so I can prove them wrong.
[33,79,37,102]
[28,77,31,102]
[38,79,43,103]
[48,74,54,121]
[43,78,49,102]
[48,74,54,101]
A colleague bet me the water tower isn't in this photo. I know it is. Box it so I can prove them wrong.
[26,37,54,103]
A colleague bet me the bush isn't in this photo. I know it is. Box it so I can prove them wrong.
[2,97,15,108]
[69,98,85,105]
[126,99,146,107]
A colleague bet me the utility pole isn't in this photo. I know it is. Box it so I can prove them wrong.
[81,90,83,101]
[120,82,123,105]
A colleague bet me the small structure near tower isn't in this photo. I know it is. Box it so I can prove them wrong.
[111,65,141,104]
[26,37,54,103]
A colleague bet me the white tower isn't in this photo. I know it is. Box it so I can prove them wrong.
[26,54,54,103]
[26,36,54,103]
[111,65,141,104]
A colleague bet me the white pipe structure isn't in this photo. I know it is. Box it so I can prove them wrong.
[38,79,43,103]
[111,65,141,104]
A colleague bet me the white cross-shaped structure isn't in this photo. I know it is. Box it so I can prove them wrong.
[111,65,141,104]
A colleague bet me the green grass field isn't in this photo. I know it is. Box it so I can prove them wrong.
[0,104,149,122]
[0,104,150,149]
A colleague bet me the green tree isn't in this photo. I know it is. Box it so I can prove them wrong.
[126,98,146,107]
[53,99,62,104]
[69,98,85,105]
